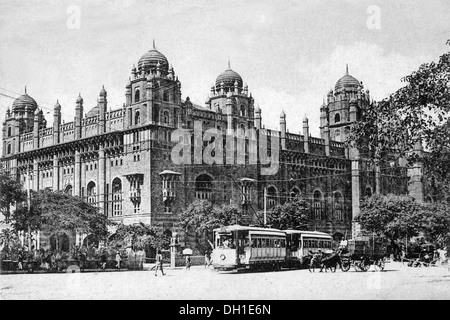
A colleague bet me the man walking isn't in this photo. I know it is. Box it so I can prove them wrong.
[155,250,165,276]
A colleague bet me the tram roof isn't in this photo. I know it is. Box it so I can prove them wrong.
[283,229,332,237]
[213,225,286,234]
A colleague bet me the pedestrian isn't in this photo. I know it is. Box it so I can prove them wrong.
[154,250,165,276]
[101,250,107,270]
[17,250,23,271]
[185,255,191,270]
[204,251,211,269]
[115,251,121,269]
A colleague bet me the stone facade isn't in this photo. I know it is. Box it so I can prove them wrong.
[0,44,426,246]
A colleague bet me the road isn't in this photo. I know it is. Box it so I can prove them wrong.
[1,262,449,300]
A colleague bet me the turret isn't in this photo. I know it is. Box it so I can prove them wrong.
[320,100,328,139]
[254,105,262,129]
[280,110,286,150]
[75,93,83,139]
[324,118,330,157]
[53,100,61,144]
[125,78,132,106]
[99,86,107,133]
[33,108,40,149]
[303,115,309,153]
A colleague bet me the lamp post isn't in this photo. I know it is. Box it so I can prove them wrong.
[170,232,180,268]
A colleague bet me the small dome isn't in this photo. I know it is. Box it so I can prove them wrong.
[137,42,169,73]
[12,92,38,113]
[76,94,83,103]
[54,100,61,109]
[216,68,243,88]
[100,86,107,96]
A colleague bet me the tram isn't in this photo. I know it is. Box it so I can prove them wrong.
[284,230,333,267]
[211,225,287,271]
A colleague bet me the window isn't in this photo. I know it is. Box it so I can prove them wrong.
[313,190,323,220]
[135,110,140,125]
[163,110,170,125]
[334,191,344,221]
[335,129,341,142]
[7,144,11,154]
[134,88,140,103]
[7,127,11,137]
[195,174,213,200]
[267,186,277,208]
[112,178,122,217]
[334,113,341,123]
[87,181,96,204]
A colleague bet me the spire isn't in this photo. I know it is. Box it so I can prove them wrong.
[25,86,27,94]
[228,58,231,69]
[346,64,349,75]
[153,39,156,50]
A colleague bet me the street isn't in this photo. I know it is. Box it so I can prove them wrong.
[1,262,449,300]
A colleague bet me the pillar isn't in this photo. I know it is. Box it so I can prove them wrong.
[74,150,81,196]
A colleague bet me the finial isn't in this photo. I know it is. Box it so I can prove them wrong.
[153,39,156,50]
[25,86,27,94]
[346,64,349,75]
[228,58,231,69]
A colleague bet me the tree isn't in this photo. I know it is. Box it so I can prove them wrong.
[0,173,26,224]
[348,40,450,192]
[180,200,243,253]
[11,189,112,251]
[254,196,310,230]
[357,194,450,249]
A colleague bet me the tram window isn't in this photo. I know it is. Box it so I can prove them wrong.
[257,239,262,248]
[281,239,285,248]
[274,239,279,248]
[266,239,270,247]
[319,241,323,248]
[270,239,274,248]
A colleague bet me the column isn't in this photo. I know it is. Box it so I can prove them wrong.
[53,155,59,191]
[351,159,361,238]
[74,150,81,196]
[33,158,39,191]
[98,145,106,214]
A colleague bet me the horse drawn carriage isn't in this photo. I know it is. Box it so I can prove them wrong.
[405,243,439,267]
[339,238,387,272]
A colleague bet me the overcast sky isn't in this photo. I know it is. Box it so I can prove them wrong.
[1,0,449,138]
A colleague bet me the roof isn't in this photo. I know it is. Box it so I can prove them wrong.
[12,93,38,112]
[137,49,169,71]
[284,229,332,237]
[215,68,243,88]
[213,225,286,235]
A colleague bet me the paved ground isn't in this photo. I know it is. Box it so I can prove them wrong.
[1,262,449,300]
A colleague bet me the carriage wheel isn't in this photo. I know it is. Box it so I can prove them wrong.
[341,261,351,272]
[361,260,371,272]
[330,264,337,273]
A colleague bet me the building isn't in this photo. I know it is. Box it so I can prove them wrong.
[0,43,432,250]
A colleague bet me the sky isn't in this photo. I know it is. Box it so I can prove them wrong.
[1,0,450,138]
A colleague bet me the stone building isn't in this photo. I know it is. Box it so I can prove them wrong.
[0,43,431,249]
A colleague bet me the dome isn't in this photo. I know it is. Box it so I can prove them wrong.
[335,65,361,92]
[12,91,37,113]
[216,68,243,88]
[137,42,169,73]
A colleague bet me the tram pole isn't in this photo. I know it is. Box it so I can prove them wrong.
[263,187,267,227]
[26,167,32,251]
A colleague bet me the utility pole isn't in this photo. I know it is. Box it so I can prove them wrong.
[263,187,267,227]
[26,166,32,251]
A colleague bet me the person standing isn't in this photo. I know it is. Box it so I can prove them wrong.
[204,251,211,269]
[115,251,121,269]
[185,255,191,270]
[154,250,165,276]
[101,250,107,270]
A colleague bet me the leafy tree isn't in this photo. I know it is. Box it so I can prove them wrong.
[11,189,112,251]
[0,173,26,224]
[180,200,243,253]
[357,194,450,249]
[348,40,450,192]
[255,196,310,230]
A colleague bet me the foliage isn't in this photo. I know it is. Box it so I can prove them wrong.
[109,222,170,256]
[0,228,20,254]
[348,40,450,190]
[0,173,26,224]
[180,200,243,253]
[357,194,450,246]
[255,196,311,230]
[11,189,112,250]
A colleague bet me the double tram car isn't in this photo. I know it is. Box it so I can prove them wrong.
[211,225,287,271]
[284,230,333,267]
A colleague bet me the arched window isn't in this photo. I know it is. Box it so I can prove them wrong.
[290,187,300,199]
[134,88,140,103]
[335,129,341,142]
[112,178,122,217]
[7,144,12,154]
[240,105,246,117]
[334,113,341,123]
[163,110,170,125]
[267,186,277,208]
[135,110,140,125]
[365,187,372,197]
[64,185,73,195]
[334,191,344,221]
[87,181,96,204]
[313,190,323,220]
[195,174,213,200]
[7,127,11,137]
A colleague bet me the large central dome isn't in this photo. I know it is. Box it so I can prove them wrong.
[335,65,360,93]
[12,89,38,113]
[215,61,243,89]
[137,41,169,72]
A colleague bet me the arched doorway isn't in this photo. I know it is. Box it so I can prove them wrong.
[87,181,96,204]
[82,234,99,248]
[267,186,278,208]
[64,184,73,196]
[195,174,214,200]
[50,233,70,252]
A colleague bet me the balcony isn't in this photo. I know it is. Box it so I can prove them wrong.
[129,189,141,202]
